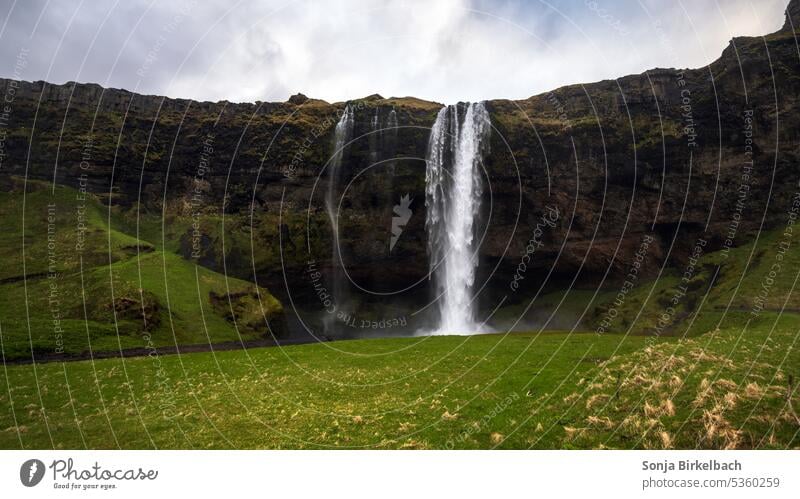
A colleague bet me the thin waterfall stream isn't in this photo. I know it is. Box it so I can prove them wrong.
[325,104,354,333]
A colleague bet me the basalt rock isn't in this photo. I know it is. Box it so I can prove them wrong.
[1,1,799,323]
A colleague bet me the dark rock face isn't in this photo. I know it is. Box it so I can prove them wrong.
[287,93,309,105]
[785,0,800,30]
[481,11,800,300]
[1,3,798,331]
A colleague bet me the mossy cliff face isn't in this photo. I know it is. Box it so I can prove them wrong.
[1,1,799,324]
[481,4,800,300]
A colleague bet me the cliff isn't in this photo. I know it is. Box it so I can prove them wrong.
[0,0,798,326]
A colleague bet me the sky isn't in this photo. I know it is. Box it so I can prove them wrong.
[0,0,789,104]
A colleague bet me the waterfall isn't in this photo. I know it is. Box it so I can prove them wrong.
[369,107,380,164]
[325,104,354,333]
[368,107,397,166]
[385,108,398,173]
[328,104,354,205]
[425,102,490,335]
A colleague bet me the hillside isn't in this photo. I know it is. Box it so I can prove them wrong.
[0,179,283,361]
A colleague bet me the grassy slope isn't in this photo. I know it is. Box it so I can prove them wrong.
[0,181,282,360]
[553,311,799,450]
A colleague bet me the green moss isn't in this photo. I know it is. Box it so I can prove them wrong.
[0,183,283,360]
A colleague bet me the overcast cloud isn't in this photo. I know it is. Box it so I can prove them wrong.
[0,0,789,104]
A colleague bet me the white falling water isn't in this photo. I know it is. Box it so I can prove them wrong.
[368,107,397,166]
[386,108,398,170]
[369,107,380,164]
[425,102,490,335]
[328,104,355,210]
[325,104,355,332]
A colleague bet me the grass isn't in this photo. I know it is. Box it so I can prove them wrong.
[0,181,144,282]
[0,330,667,449]
[551,311,799,449]
[0,180,282,360]
[0,316,795,449]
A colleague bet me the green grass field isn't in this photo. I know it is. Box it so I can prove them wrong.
[0,316,796,449]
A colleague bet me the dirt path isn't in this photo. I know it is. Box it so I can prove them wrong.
[7,335,327,365]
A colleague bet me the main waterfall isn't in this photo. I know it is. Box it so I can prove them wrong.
[425,102,490,335]
[325,104,354,333]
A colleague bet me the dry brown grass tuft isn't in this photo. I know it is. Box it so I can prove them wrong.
[586,393,609,409]
[723,392,738,409]
[586,415,614,429]
[621,415,641,432]
[702,409,720,441]
[398,422,415,432]
[744,382,764,399]
[563,426,586,441]
[701,405,742,449]
[662,355,685,370]
[399,439,428,449]
[644,401,659,418]
[627,373,655,388]
[643,399,675,418]
[659,431,673,449]
[663,399,676,417]
[693,378,712,407]
[689,349,712,361]
[716,379,738,391]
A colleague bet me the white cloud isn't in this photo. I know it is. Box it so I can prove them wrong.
[0,0,789,104]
